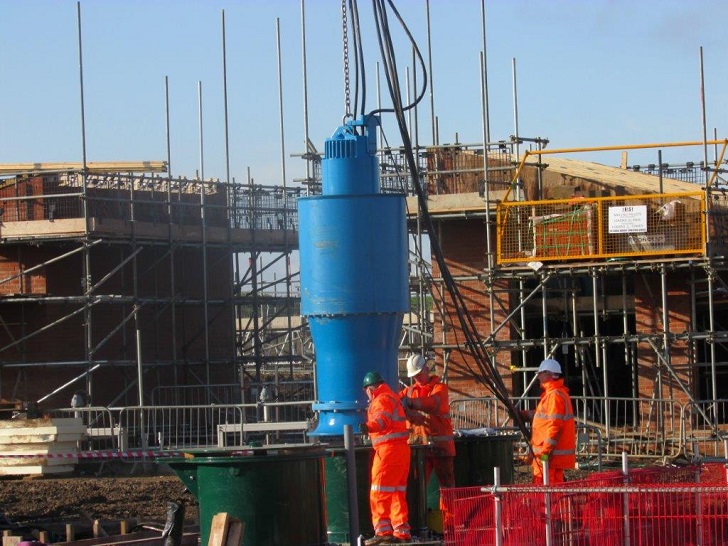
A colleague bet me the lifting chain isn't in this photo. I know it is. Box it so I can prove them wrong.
[341,0,352,121]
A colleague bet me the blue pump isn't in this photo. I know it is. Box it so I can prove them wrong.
[299,115,408,436]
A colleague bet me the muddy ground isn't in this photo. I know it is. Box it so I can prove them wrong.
[0,462,199,539]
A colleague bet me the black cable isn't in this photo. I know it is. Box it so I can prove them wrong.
[348,0,367,117]
[369,0,531,443]
[368,0,427,118]
[381,0,427,115]
[348,0,362,118]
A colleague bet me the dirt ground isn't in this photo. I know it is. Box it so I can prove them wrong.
[0,460,590,541]
[0,462,199,537]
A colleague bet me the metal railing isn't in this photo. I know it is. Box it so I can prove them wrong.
[48,406,119,450]
[497,191,706,263]
[451,396,728,463]
[0,173,301,237]
[48,396,728,466]
[113,402,314,450]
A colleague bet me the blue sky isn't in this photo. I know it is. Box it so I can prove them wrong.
[1,0,727,184]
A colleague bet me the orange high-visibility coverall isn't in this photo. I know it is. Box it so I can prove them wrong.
[400,375,456,530]
[365,382,412,541]
[530,377,576,484]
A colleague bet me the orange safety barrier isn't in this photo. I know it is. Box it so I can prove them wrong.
[496,191,706,264]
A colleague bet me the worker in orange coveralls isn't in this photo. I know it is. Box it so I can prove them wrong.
[359,371,412,545]
[399,354,455,534]
[521,358,576,484]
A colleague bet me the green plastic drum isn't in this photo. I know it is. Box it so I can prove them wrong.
[454,433,516,485]
[324,446,374,543]
[166,448,326,546]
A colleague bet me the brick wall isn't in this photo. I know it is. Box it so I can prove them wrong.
[0,242,235,406]
[634,273,694,402]
[430,218,514,399]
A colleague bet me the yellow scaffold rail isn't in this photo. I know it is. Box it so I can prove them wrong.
[496,190,706,264]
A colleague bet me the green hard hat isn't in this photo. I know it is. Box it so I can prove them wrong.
[362,371,384,388]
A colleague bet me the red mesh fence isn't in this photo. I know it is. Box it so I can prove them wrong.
[697,462,728,484]
[444,463,728,546]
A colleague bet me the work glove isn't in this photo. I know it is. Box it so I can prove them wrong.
[519,409,533,421]
[406,410,426,426]
[358,422,369,435]
[401,396,413,409]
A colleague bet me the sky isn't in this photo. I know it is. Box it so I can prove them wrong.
[1,0,727,185]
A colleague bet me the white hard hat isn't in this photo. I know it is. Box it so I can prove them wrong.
[537,358,562,374]
[406,354,428,377]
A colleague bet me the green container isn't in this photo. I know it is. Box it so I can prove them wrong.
[454,434,516,486]
[167,448,327,546]
[324,446,374,543]
[425,471,441,510]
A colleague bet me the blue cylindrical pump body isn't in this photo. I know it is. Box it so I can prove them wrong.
[299,116,408,436]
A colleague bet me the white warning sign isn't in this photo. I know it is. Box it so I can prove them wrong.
[608,205,647,234]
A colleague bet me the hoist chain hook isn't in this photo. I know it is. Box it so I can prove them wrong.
[341,0,353,124]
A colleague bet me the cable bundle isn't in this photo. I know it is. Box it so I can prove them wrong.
[339,0,530,441]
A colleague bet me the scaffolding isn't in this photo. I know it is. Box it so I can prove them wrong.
[3,132,728,462]
[378,136,728,462]
[2,1,728,466]
[0,168,305,409]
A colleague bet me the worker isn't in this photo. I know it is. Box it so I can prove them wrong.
[360,371,412,545]
[522,358,576,484]
[399,354,456,535]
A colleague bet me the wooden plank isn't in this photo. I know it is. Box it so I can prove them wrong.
[0,457,78,467]
[0,464,75,476]
[224,520,244,546]
[0,425,87,436]
[207,513,231,546]
[0,440,80,453]
[0,161,167,174]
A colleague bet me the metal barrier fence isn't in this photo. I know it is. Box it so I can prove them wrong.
[48,397,728,464]
[683,400,728,458]
[496,191,706,264]
[48,406,118,450]
[117,404,243,450]
[112,402,313,450]
[451,396,728,463]
[49,401,313,452]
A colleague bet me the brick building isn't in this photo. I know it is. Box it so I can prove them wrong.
[403,146,728,436]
